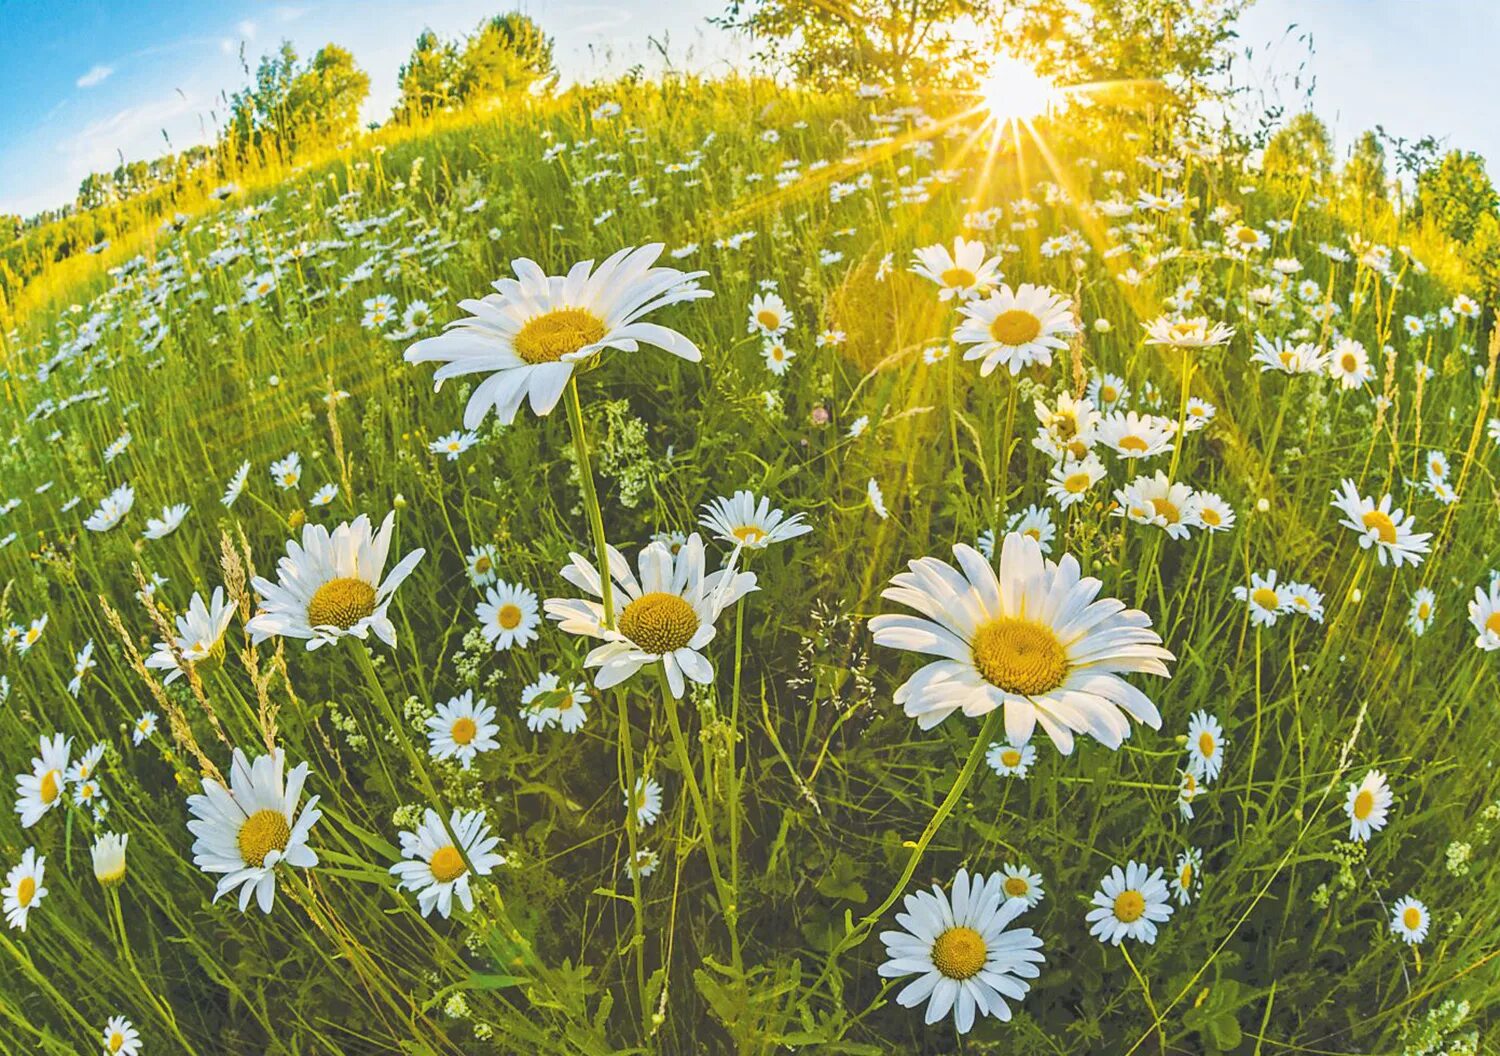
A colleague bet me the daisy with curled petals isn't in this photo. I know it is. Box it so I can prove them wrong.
[1466,579,1500,651]
[1032,391,1099,462]
[426,691,500,769]
[1330,480,1430,568]
[476,580,540,651]
[953,283,1077,376]
[143,502,189,540]
[910,236,1003,302]
[1185,710,1225,783]
[1113,472,1199,540]
[878,868,1044,1034]
[404,245,711,428]
[101,1016,141,1056]
[699,490,812,551]
[246,512,424,650]
[1086,861,1173,945]
[15,733,70,828]
[1172,848,1203,905]
[869,533,1173,753]
[3,848,46,930]
[1142,315,1234,350]
[986,740,1036,778]
[1251,334,1328,375]
[185,748,320,913]
[1390,896,1430,944]
[390,808,505,919]
[145,587,236,683]
[1346,769,1392,842]
[999,864,1045,909]
[544,533,757,699]
[1095,410,1174,461]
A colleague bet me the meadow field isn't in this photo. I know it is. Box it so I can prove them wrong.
[1,21,1499,1056]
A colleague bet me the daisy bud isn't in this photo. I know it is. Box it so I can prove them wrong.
[92,832,128,888]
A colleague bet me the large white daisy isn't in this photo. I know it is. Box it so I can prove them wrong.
[185,748,321,913]
[544,533,757,699]
[910,237,1003,302]
[953,283,1077,376]
[1469,579,1500,651]
[878,867,1044,1035]
[869,534,1173,753]
[404,245,711,427]
[246,512,424,650]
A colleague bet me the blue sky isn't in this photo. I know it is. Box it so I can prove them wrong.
[2,1,1498,218]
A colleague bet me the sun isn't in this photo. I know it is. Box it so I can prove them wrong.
[978,54,1059,125]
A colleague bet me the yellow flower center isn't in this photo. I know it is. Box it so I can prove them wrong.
[16,876,36,907]
[930,925,987,980]
[513,307,606,364]
[1341,352,1358,372]
[1198,731,1215,757]
[618,592,700,654]
[940,266,977,288]
[238,809,291,867]
[1064,471,1091,493]
[1180,863,1194,888]
[1199,507,1221,527]
[1486,612,1500,636]
[755,308,782,331]
[1100,385,1119,403]
[108,1032,124,1053]
[1403,906,1422,930]
[497,603,523,630]
[1418,602,1431,619]
[474,555,492,574]
[1114,889,1146,923]
[306,577,377,630]
[1149,497,1180,524]
[1352,788,1375,820]
[989,308,1042,346]
[1251,587,1280,611]
[1361,510,1397,545]
[450,717,478,745]
[1000,748,1022,768]
[732,525,767,545]
[1003,875,1030,898]
[39,769,61,805]
[970,617,1068,695]
[1182,772,1198,796]
[1118,434,1149,453]
[429,845,467,883]
[1235,226,1259,244]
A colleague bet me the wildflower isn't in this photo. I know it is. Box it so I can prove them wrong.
[747,291,793,336]
[878,868,1044,1034]
[986,741,1036,778]
[186,748,321,913]
[910,236,1002,301]
[699,490,812,550]
[1390,896,1430,944]
[1346,770,1393,842]
[1234,570,1290,627]
[476,580,540,651]
[1172,848,1203,905]
[466,544,499,587]
[426,691,500,769]
[222,461,251,507]
[390,808,506,918]
[629,777,663,826]
[1086,861,1173,944]
[92,832,128,887]
[430,430,479,460]
[1328,339,1374,389]
[101,1017,142,1056]
[246,512,424,649]
[145,588,236,683]
[1114,472,1199,540]
[954,283,1077,376]
[1330,480,1431,567]
[1096,411,1174,461]
[1142,315,1234,350]
[999,863,1045,909]
[1185,711,1225,783]
[1467,579,1500,650]
[14,733,70,828]
[3,849,47,931]
[85,484,134,531]
[132,712,158,745]
[519,673,590,733]
[1046,454,1106,508]
[869,534,1173,752]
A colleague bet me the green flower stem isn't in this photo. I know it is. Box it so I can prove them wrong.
[564,375,615,628]
[613,688,651,1042]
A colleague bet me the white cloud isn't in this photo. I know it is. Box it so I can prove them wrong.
[236,19,258,39]
[76,64,114,89]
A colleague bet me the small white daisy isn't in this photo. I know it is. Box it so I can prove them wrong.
[1086,861,1174,945]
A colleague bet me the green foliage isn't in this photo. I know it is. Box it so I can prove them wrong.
[1263,111,1333,183]
[228,41,371,161]
[1344,130,1388,202]
[1417,149,1499,244]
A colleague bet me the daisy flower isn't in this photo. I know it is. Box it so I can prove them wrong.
[132,712,158,746]
[867,478,889,518]
[747,291,793,336]
[544,533,756,699]
[1003,505,1055,554]
[185,748,321,913]
[1046,454,1107,508]
[1286,582,1325,621]
[519,672,591,734]
[476,580,540,651]
[1327,338,1374,389]
[84,484,134,532]
[143,503,189,539]
[1466,579,1500,650]
[101,1016,141,1056]
[628,848,659,879]
[878,868,1044,1034]
[390,808,506,918]
[1086,861,1173,944]
[425,691,500,769]
[629,776,664,826]
[699,490,812,550]
[14,733,70,828]
[1408,588,1436,636]
[466,544,499,587]
[1192,491,1235,532]
[1141,315,1234,350]
[1346,769,1392,842]
[145,587,236,684]
[1329,480,1431,567]
[1172,848,1203,905]
[953,283,1077,376]
[92,832,128,887]
[762,338,795,375]
[910,236,1003,301]
[270,453,302,490]
[430,430,479,460]
[404,244,711,427]
[1032,391,1098,462]
[999,863,1045,909]
[246,512,424,650]
[986,740,1036,778]
[1178,770,1200,820]
[1096,411,1174,460]
[310,484,338,507]
[3,848,46,931]
[1251,335,1328,375]
[1113,472,1199,540]
[1185,710,1225,783]
[869,534,1173,753]
[1390,896,1430,944]
[1233,570,1290,627]
[1087,372,1130,410]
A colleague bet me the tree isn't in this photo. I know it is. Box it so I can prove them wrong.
[456,14,555,100]
[228,42,370,159]
[1262,112,1333,183]
[395,29,463,121]
[712,0,990,87]
[1416,149,1498,244]
[1343,130,1387,201]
